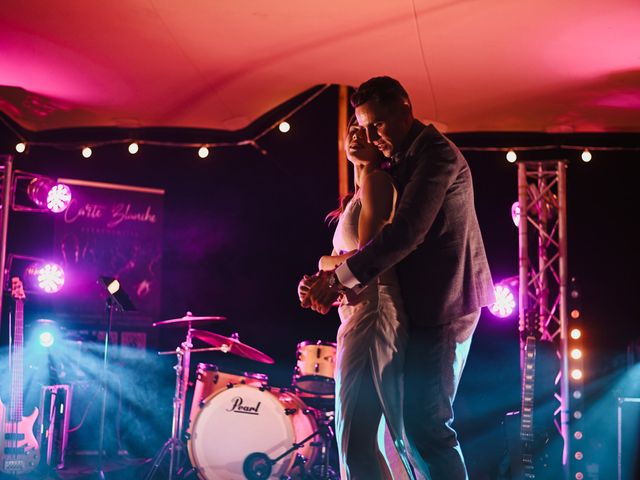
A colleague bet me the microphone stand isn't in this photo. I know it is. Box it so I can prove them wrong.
[96,296,115,480]
[95,277,135,480]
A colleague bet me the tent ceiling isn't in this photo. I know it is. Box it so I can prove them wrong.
[1,0,639,134]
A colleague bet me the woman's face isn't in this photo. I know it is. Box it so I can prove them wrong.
[345,122,380,165]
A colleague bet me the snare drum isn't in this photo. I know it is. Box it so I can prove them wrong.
[188,385,318,480]
[292,340,337,396]
[189,363,268,430]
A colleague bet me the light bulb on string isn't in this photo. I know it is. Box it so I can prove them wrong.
[15,142,27,153]
[581,149,592,162]
[82,147,92,158]
[128,142,139,155]
[198,146,210,159]
[506,150,517,163]
[278,121,291,133]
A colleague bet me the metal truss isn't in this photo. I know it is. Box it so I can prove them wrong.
[517,160,570,476]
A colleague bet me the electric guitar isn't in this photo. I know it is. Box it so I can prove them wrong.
[0,277,40,475]
[513,310,559,480]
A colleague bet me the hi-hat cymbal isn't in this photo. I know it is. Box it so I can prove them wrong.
[153,311,226,327]
[190,329,275,364]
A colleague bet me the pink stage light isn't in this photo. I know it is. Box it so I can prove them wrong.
[511,201,520,227]
[32,263,65,293]
[489,284,516,318]
[46,184,72,212]
[27,178,72,213]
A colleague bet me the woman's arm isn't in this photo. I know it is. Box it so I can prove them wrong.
[318,250,356,271]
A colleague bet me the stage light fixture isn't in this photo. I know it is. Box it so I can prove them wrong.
[571,368,583,380]
[278,121,291,133]
[39,331,55,348]
[575,472,583,480]
[82,146,92,158]
[571,308,581,319]
[573,390,582,399]
[25,262,65,294]
[31,319,60,349]
[581,149,592,162]
[198,146,210,158]
[489,281,517,318]
[574,431,583,440]
[506,150,517,162]
[571,348,582,359]
[27,177,72,213]
[511,201,520,227]
[574,411,582,419]
[15,142,27,153]
[128,142,139,154]
[574,451,583,461]
[570,328,582,340]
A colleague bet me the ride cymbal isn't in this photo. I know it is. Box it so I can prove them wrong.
[190,329,275,364]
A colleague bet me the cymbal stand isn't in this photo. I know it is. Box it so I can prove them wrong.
[145,327,194,480]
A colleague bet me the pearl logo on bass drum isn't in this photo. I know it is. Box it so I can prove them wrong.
[226,396,261,415]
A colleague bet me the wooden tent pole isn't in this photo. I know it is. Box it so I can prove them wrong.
[337,85,349,197]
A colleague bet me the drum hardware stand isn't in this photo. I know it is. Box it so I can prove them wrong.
[145,327,197,480]
[307,410,338,480]
[241,409,338,480]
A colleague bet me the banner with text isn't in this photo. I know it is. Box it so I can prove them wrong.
[53,179,164,324]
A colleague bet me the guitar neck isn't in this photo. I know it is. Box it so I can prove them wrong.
[520,335,536,442]
[9,299,24,421]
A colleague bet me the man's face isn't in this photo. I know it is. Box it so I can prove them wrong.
[355,99,412,158]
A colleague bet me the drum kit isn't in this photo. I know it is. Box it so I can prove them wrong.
[144,312,339,480]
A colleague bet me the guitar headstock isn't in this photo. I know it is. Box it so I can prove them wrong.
[10,276,26,302]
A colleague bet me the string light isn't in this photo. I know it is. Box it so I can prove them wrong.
[506,150,517,162]
[278,121,291,133]
[128,142,139,154]
[15,142,26,153]
[581,149,592,162]
[198,146,210,158]
[82,146,92,158]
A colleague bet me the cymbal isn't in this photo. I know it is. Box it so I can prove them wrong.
[190,329,275,364]
[153,311,226,327]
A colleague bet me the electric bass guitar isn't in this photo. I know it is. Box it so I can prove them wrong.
[0,277,40,475]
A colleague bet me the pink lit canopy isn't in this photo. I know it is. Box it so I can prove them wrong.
[1,0,639,134]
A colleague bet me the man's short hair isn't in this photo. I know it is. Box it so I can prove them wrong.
[350,76,411,109]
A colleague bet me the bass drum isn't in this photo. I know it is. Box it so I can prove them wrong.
[188,385,318,479]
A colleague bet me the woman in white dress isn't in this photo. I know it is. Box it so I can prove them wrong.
[313,118,415,479]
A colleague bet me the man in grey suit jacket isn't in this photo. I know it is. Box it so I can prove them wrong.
[300,76,495,479]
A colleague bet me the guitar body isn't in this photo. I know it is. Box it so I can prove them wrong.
[0,401,40,475]
[0,278,41,476]
[500,410,560,480]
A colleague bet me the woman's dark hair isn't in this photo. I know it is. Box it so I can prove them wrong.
[350,76,410,108]
[325,115,359,225]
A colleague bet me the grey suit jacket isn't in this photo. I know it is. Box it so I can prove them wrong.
[346,121,495,326]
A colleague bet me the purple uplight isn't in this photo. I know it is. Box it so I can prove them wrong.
[489,284,516,318]
[511,201,520,227]
[36,263,65,293]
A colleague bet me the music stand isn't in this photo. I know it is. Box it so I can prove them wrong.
[95,276,135,480]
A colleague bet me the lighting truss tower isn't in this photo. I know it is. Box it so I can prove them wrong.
[517,160,570,477]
